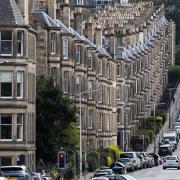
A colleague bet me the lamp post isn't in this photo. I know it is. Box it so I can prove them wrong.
[78,89,102,180]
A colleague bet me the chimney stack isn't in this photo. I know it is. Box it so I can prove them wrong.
[95,25,102,48]
[16,0,29,24]
[48,0,57,20]
[74,7,83,35]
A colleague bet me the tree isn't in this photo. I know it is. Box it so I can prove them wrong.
[36,76,79,165]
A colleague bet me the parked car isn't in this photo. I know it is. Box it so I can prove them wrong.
[158,144,173,156]
[119,152,142,170]
[31,172,43,180]
[105,174,137,180]
[92,177,109,180]
[94,169,114,177]
[110,162,126,174]
[118,158,135,172]
[163,155,180,169]
[138,153,148,168]
[149,153,162,166]
[0,166,31,180]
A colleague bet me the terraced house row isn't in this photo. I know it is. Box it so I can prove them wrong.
[0,0,175,171]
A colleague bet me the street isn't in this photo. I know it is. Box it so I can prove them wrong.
[130,143,180,180]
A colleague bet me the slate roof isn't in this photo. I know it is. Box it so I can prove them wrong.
[32,11,60,28]
[0,0,27,26]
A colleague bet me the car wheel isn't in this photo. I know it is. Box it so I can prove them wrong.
[163,167,166,169]
[177,167,180,170]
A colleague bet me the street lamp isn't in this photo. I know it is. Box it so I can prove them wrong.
[78,88,102,180]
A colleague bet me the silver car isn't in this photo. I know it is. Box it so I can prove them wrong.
[163,155,180,169]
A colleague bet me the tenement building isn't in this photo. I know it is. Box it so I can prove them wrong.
[0,0,175,167]
[0,0,36,170]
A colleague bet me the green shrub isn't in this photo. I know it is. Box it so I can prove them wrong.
[105,156,113,167]
[86,151,100,172]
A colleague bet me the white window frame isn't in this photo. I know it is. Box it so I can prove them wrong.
[0,72,13,98]
[0,31,13,56]
[98,113,103,131]
[17,72,24,98]
[75,75,81,95]
[17,114,23,141]
[50,33,56,54]
[98,59,102,75]
[0,114,12,141]
[88,80,93,99]
[88,51,93,69]
[63,39,68,59]
[17,31,24,56]
[98,84,103,103]
[88,109,93,129]
[75,45,81,64]
[63,71,68,93]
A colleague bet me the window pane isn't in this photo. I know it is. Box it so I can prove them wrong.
[17,114,23,140]
[1,157,12,166]
[1,114,12,140]
[1,31,12,40]
[1,31,12,55]
[17,31,23,55]
[1,83,12,97]
[17,72,23,98]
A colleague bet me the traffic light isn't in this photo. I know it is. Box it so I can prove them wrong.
[58,151,67,169]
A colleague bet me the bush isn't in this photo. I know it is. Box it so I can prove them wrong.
[86,151,100,172]
[105,156,113,167]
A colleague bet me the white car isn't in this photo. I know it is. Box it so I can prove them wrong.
[163,155,180,169]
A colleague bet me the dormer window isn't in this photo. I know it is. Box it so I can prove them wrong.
[17,31,24,56]
[0,31,12,56]
[50,33,56,54]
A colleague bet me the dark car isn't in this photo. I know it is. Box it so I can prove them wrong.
[110,162,126,174]
[31,172,43,180]
[0,166,31,180]
[158,144,172,156]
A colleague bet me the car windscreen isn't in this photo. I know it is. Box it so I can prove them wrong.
[120,153,133,158]
[163,136,176,141]
[166,156,176,160]
[0,167,23,171]
[119,159,130,163]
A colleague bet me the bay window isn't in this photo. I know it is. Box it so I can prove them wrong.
[75,45,81,64]
[50,33,56,54]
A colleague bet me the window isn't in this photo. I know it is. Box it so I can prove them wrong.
[63,71,68,93]
[0,157,12,166]
[75,45,81,64]
[98,113,103,131]
[17,31,24,56]
[0,31,12,55]
[17,114,23,141]
[106,114,110,131]
[50,33,56,54]
[117,85,121,100]
[88,109,93,129]
[98,85,103,103]
[0,114,12,141]
[76,110,80,127]
[117,109,122,123]
[88,80,93,99]
[87,51,93,69]
[75,76,81,95]
[63,39,68,59]
[98,59,102,75]
[17,72,23,98]
[107,87,110,105]
[0,72,13,98]
[117,64,120,75]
